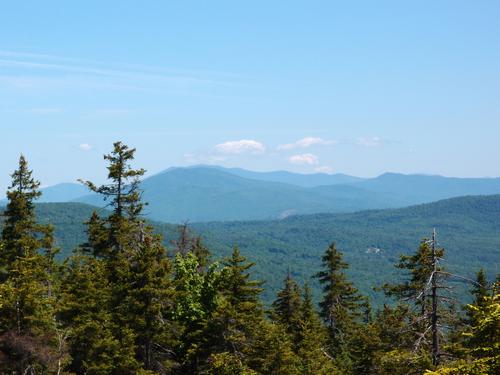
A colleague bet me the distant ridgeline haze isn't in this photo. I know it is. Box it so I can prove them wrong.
[16,165,500,223]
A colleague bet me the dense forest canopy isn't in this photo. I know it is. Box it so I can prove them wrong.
[0,142,498,374]
[2,193,498,306]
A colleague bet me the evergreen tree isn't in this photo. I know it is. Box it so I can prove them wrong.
[315,243,364,351]
[59,254,139,374]
[250,322,301,375]
[0,156,64,374]
[383,237,444,317]
[120,227,179,372]
[220,246,264,311]
[468,269,490,316]
[79,141,146,259]
[74,141,178,373]
[1,155,43,269]
[270,271,303,343]
[427,291,500,374]
[199,247,265,373]
[296,283,337,374]
[383,232,457,367]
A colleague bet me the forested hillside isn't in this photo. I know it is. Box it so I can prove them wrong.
[194,194,500,303]
[4,194,498,305]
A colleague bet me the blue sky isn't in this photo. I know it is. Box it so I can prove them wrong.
[1,1,499,191]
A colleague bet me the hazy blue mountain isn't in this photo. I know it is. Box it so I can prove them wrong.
[72,167,500,222]
[354,172,500,203]
[213,166,365,187]
[74,167,401,222]
[0,182,88,205]
[26,166,500,223]
[38,183,89,202]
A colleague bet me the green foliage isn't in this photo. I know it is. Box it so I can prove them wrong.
[383,239,442,303]
[463,292,500,363]
[270,271,303,342]
[249,322,301,375]
[205,352,257,375]
[377,349,433,375]
[315,243,364,349]
[0,155,64,373]
[59,142,177,373]
[295,286,336,374]
[59,254,139,373]
[425,292,500,374]
[173,252,221,323]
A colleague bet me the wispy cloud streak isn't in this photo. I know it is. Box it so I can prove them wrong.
[0,50,235,94]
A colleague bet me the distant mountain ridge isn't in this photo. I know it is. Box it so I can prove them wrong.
[202,165,366,187]
[353,172,500,203]
[72,167,405,222]
[22,166,500,222]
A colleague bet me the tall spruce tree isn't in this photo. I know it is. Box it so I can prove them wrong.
[383,237,443,315]
[383,231,457,367]
[59,254,138,374]
[0,156,63,373]
[470,268,490,308]
[200,247,265,372]
[1,155,42,268]
[315,243,363,351]
[270,271,303,343]
[296,283,337,374]
[72,141,177,373]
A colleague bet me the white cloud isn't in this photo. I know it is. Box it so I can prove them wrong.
[214,139,266,154]
[288,153,319,165]
[79,143,92,151]
[278,136,336,151]
[314,166,334,174]
[357,136,383,147]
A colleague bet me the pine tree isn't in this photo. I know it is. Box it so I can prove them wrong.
[458,268,492,351]
[120,227,179,372]
[427,291,500,374]
[296,283,337,374]
[79,141,146,259]
[198,247,265,373]
[74,141,177,372]
[59,254,139,374]
[1,155,42,269]
[250,322,301,375]
[270,271,303,343]
[383,231,457,367]
[315,243,363,351]
[470,269,490,309]
[383,236,443,317]
[220,246,263,311]
[463,291,500,372]
[0,155,64,373]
